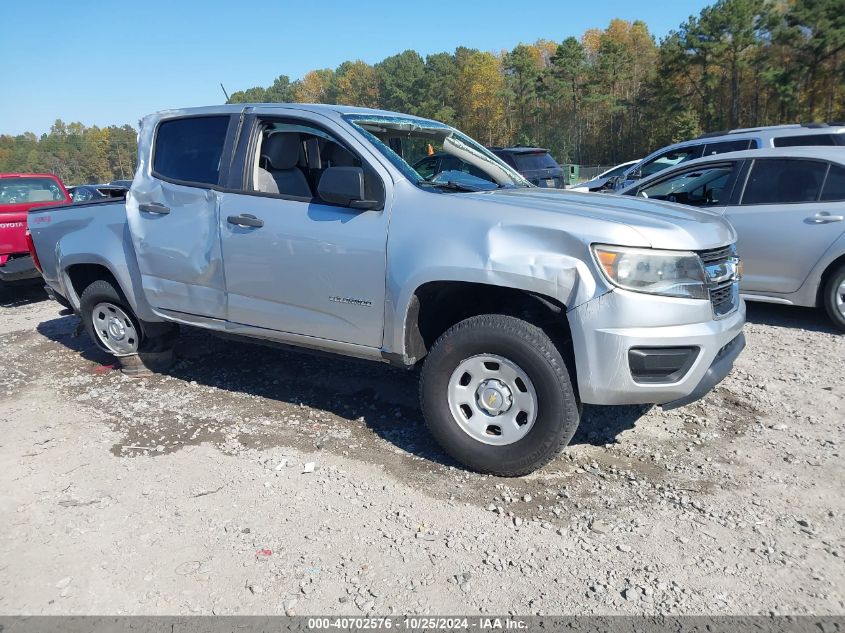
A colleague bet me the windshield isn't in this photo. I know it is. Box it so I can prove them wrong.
[343,114,530,192]
[0,177,65,205]
[512,151,559,172]
[637,165,733,206]
[601,162,635,178]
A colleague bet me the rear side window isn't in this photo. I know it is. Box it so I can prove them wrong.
[821,164,845,201]
[773,134,838,147]
[741,159,828,204]
[153,116,229,186]
[703,139,753,155]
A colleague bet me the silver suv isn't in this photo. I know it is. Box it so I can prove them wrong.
[619,147,845,329]
[616,123,845,190]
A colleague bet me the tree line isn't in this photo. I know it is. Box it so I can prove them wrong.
[0,121,137,186]
[1,0,842,183]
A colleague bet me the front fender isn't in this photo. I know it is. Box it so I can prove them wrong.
[383,217,607,358]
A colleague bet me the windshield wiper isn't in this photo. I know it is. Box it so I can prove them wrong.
[417,180,486,193]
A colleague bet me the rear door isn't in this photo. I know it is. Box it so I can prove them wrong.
[217,112,391,348]
[724,158,845,293]
[127,114,237,319]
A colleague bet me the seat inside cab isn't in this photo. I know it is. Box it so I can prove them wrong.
[252,122,378,203]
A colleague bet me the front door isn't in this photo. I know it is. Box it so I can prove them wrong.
[724,158,845,294]
[218,115,390,348]
[126,114,234,319]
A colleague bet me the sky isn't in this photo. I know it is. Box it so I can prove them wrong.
[0,0,711,136]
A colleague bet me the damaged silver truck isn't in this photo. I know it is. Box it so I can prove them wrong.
[27,104,746,476]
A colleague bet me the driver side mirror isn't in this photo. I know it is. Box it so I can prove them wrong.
[627,169,642,182]
[318,166,379,210]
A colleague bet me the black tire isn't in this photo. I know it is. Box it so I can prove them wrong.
[79,279,177,355]
[822,263,845,331]
[419,314,580,476]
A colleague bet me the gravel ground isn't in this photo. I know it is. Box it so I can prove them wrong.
[0,287,843,616]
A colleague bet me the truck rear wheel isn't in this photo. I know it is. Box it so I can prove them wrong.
[79,279,177,356]
[419,314,580,476]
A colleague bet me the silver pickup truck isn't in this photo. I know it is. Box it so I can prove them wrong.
[28,104,745,476]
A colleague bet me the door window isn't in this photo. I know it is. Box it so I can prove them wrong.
[248,119,384,206]
[821,164,845,202]
[703,139,753,155]
[634,163,738,207]
[639,145,704,178]
[153,116,229,186]
[741,159,828,205]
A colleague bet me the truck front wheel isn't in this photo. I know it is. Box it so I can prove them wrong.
[822,263,845,331]
[419,314,580,476]
[79,279,177,356]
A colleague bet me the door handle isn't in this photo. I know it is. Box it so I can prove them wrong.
[227,214,264,228]
[808,212,844,224]
[139,202,170,215]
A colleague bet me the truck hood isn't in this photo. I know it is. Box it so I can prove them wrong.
[461,187,736,251]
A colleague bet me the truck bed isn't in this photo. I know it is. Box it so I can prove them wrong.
[27,198,128,291]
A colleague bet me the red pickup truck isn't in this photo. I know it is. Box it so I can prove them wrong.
[0,173,71,286]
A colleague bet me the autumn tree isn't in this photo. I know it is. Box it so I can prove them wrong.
[455,50,507,145]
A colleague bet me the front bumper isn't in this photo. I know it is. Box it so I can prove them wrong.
[0,255,40,284]
[568,288,746,406]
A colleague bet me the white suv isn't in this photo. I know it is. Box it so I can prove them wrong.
[615,123,845,190]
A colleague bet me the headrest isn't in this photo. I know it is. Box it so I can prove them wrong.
[27,189,54,202]
[323,142,356,167]
[262,133,301,170]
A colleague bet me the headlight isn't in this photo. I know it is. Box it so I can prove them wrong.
[592,244,708,300]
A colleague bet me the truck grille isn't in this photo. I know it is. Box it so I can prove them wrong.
[698,245,740,318]
[699,245,734,265]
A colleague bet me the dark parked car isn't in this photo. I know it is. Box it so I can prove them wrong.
[489,147,565,188]
[413,147,566,189]
[67,184,129,203]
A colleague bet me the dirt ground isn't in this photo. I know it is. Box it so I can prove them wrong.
[0,286,842,616]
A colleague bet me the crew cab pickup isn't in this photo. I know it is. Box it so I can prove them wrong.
[28,104,746,476]
[0,173,70,285]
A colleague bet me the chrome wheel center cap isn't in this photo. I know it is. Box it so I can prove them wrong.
[108,318,126,340]
[476,379,513,416]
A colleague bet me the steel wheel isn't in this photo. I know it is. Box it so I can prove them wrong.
[447,354,538,446]
[92,302,140,355]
